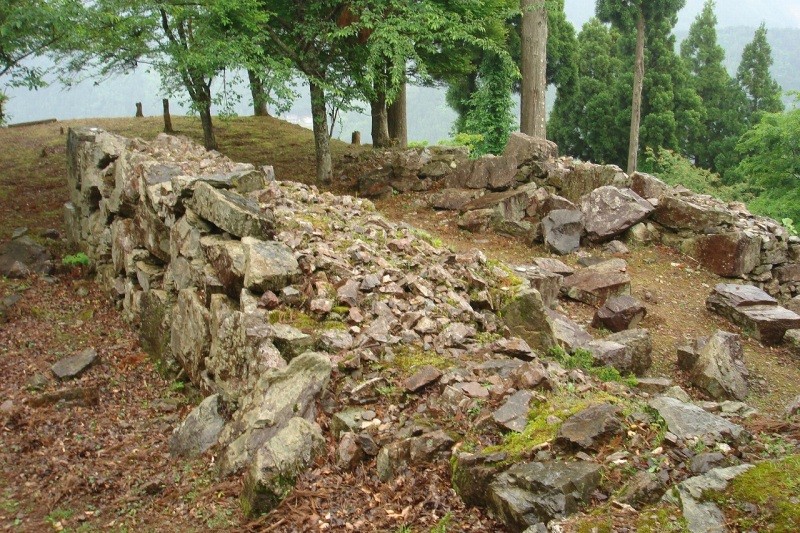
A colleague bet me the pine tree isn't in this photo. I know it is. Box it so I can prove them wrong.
[737,23,784,124]
[680,0,747,172]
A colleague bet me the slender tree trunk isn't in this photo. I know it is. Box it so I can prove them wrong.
[520,0,548,138]
[387,80,408,148]
[162,99,174,133]
[309,81,332,183]
[198,97,217,151]
[0,96,4,125]
[248,69,270,117]
[370,87,391,148]
[628,9,645,175]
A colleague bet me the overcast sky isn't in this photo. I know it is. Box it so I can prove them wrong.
[564,0,800,31]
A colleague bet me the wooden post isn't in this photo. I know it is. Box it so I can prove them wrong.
[135,102,143,117]
[162,99,174,133]
[351,131,361,146]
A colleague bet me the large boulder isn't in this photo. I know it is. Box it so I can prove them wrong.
[581,186,654,243]
[680,232,761,277]
[652,195,735,231]
[706,283,800,345]
[542,210,584,255]
[488,460,602,531]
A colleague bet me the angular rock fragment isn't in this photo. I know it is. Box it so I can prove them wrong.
[488,460,602,531]
[51,348,98,380]
[648,396,747,442]
[493,390,535,432]
[581,186,653,242]
[562,268,631,307]
[242,237,300,293]
[688,331,748,401]
[403,365,443,392]
[189,182,274,239]
[170,394,227,457]
[542,209,584,255]
[556,403,623,451]
[592,295,646,332]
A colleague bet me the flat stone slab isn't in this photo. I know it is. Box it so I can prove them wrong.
[706,284,800,344]
[533,258,575,276]
[648,396,747,443]
[51,348,98,380]
[562,269,631,307]
[403,365,442,392]
[189,182,274,239]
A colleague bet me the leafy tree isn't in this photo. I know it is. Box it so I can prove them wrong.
[596,0,686,174]
[59,1,265,150]
[0,0,82,123]
[731,107,800,222]
[737,23,784,124]
[680,0,748,172]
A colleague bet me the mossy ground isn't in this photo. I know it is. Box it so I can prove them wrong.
[707,455,800,532]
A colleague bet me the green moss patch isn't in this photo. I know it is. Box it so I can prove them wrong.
[708,455,800,532]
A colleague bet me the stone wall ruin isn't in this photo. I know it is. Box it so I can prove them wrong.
[372,132,800,301]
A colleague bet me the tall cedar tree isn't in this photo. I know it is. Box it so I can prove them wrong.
[596,0,686,174]
[520,0,548,137]
[680,0,748,172]
[737,23,784,124]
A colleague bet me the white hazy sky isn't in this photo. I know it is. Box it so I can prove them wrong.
[564,0,800,31]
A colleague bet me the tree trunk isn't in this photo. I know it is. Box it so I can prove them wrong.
[628,10,646,175]
[198,99,217,151]
[370,88,391,148]
[520,0,548,138]
[248,69,270,117]
[162,99,174,133]
[135,102,143,117]
[309,81,332,183]
[387,80,408,148]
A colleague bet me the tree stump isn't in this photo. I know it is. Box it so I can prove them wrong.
[351,131,361,146]
[135,102,144,117]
